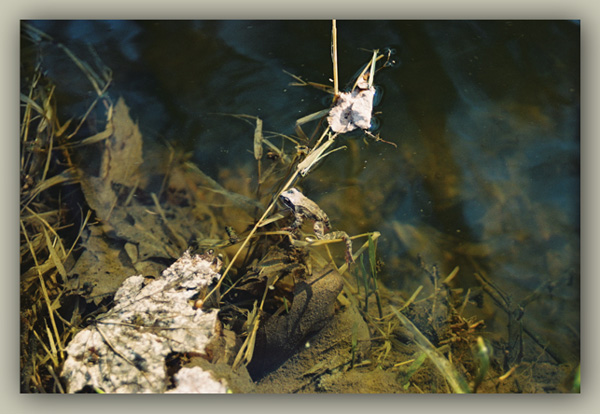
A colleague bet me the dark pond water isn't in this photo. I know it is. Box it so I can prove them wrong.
[23,20,580,367]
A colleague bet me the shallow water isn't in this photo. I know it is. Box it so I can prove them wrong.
[23,20,580,381]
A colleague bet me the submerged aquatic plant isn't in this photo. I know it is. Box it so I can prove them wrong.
[204,24,393,306]
[21,20,576,394]
[198,22,399,375]
[20,23,113,392]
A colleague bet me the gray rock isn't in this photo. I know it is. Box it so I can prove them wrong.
[61,251,221,393]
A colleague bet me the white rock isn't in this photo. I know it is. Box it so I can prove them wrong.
[166,367,228,394]
[61,251,221,393]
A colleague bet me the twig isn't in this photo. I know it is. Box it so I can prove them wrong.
[332,20,338,97]
[203,170,300,303]
[204,127,340,303]
[151,193,188,252]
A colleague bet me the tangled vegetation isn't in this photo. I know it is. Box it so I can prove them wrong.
[20,21,578,394]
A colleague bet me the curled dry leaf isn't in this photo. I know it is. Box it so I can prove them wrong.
[327,85,376,133]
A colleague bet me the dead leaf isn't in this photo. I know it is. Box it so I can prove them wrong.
[79,97,143,221]
[101,97,143,185]
[327,86,375,133]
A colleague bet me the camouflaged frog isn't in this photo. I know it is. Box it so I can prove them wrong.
[280,188,354,264]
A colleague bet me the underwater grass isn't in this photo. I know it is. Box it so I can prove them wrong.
[20,24,113,392]
[391,306,471,394]
[202,23,396,372]
[18,21,520,394]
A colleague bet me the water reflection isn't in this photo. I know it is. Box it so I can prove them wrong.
[23,19,580,368]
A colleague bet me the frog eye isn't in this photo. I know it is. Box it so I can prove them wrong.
[281,196,290,205]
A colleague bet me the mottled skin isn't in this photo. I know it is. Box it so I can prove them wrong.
[280,188,331,238]
[280,188,354,264]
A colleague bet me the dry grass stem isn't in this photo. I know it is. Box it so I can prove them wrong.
[332,20,339,97]
[391,307,470,393]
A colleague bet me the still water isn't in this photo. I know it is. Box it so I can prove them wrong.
[23,20,580,376]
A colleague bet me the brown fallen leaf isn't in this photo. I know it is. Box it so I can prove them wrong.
[79,97,143,221]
